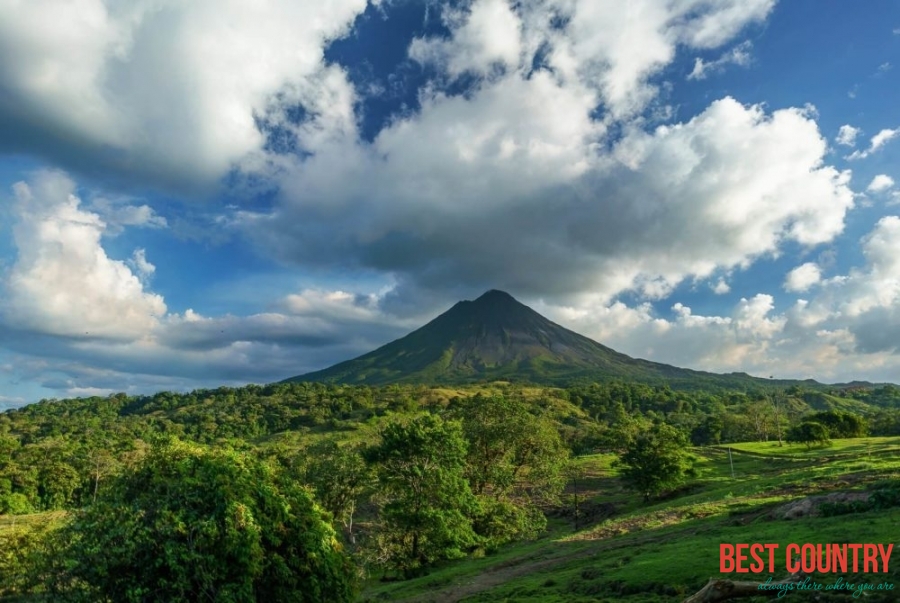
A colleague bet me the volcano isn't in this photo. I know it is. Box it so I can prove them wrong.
[285,290,798,389]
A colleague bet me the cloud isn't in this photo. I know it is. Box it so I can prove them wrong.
[158,289,412,353]
[0,0,368,192]
[89,197,168,233]
[0,282,414,400]
[870,128,900,152]
[867,175,896,193]
[251,95,852,305]
[539,294,799,379]
[0,172,415,397]
[236,1,839,307]
[847,127,900,160]
[784,262,822,292]
[520,213,900,384]
[128,248,155,280]
[0,0,784,210]
[2,170,166,340]
[531,219,900,382]
[835,124,860,147]
[712,278,731,294]
[687,40,753,80]
[409,0,522,78]
[403,0,774,120]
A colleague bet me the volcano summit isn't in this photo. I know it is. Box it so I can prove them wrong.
[287,290,795,390]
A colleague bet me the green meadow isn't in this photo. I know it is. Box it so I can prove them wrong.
[362,437,900,602]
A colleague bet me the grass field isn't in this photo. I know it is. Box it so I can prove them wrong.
[362,437,900,602]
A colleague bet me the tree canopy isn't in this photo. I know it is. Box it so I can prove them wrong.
[364,414,477,576]
[52,438,356,603]
[786,421,832,449]
[615,423,694,502]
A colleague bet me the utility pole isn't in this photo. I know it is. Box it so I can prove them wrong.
[772,392,783,447]
[728,447,735,479]
[573,472,579,531]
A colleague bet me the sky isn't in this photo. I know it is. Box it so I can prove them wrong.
[0,0,899,408]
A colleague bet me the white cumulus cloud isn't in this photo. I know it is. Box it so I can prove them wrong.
[251,93,853,306]
[410,0,522,78]
[0,0,369,192]
[835,124,860,147]
[3,170,166,340]
[784,262,822,292]
[867,175,896,193]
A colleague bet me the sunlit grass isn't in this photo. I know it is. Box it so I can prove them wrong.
[362,437,900,602]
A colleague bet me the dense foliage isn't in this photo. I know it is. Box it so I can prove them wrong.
[0,379,893,598]
[615,423,695,501]
[786,421,832,449]
[364,415,477,575]
[51,439,356,603]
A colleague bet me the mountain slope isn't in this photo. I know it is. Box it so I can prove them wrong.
[286,290,807,389]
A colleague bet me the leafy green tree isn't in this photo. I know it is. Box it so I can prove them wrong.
[0,491,32,515]
[690,415,724,446]
[602,401,652,450]
[0,519,63,599]
[616,423,694,502]
[451,394,568,547]
[302,439,374,543]
[786,421,832,449]
[806,411,866,438]
[51,438,356,602]
[364,414,477,575]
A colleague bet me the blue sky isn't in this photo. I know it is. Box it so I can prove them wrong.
[1,0,899,407]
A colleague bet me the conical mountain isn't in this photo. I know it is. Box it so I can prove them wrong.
[286,290,790,389]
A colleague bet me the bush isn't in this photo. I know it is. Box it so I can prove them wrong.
[0,492,33,515]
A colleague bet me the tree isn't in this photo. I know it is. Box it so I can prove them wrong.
[806,411,866,439]
[602,401,651,451]
[51,438,356,602]
[690,415,724,446]
[786,421,831,449]
[364,414,477,575]
[615,423,694,502]
[450,394,568,547]
[302,439,374,544]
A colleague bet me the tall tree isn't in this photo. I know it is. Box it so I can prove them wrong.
[364,414,477,575]
[302,439,373,544]
[451,394,569,547]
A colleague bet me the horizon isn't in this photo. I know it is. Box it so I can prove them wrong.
[2,1,900,407]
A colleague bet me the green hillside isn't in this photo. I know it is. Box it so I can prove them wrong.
[4,381,900,601]
[364,438,900,602]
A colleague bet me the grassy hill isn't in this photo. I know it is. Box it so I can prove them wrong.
[6,437,900,602]
[363,437,900,602]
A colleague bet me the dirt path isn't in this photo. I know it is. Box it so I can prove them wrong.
[399,523,717,603]
[403,547,597,603]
